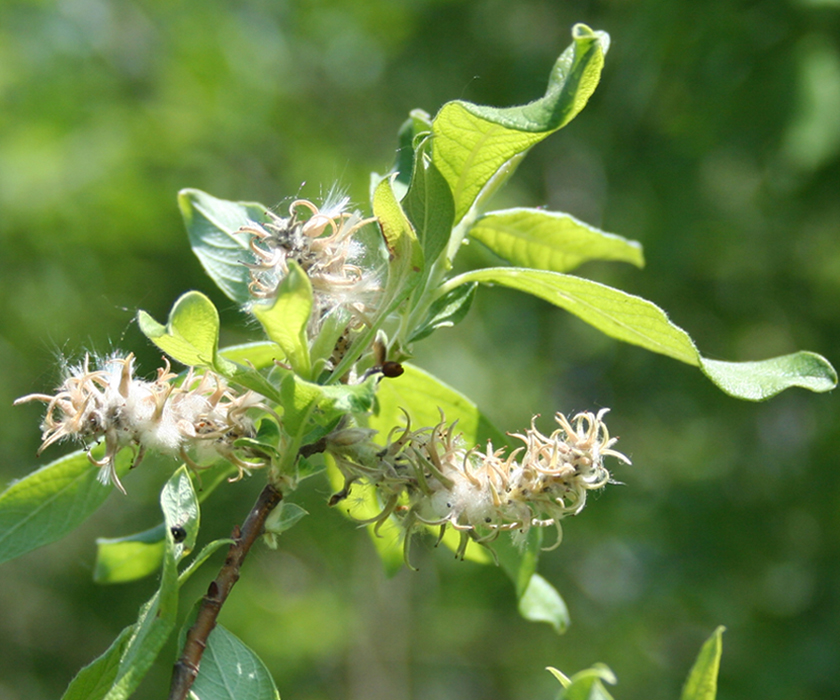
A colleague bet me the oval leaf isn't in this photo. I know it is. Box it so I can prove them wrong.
[191,624,281,700]
[179,188,270,304]
[94,526,166,584]
[469,208,644,273]
[138,291,231,372]
[700,353,837,401]
[0,449,131,566]
[432,24,609,224]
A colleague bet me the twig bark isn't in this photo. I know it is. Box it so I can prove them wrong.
[168,482,283,700]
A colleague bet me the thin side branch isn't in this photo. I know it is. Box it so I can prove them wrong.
[168,482,283,700]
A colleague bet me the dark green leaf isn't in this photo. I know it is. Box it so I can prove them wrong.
[408,281,478,343]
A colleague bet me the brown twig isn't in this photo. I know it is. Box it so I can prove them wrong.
[168,482,283,700]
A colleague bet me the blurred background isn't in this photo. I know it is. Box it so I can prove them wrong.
[2,0,839,698]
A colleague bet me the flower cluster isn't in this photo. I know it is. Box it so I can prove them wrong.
[14,354,269,493]
[327,409,629,561]
[241,197,382,365]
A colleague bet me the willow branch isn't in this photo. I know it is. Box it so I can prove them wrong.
[168,482,283,700]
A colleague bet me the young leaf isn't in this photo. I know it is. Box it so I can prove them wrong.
[408,281,478,343]
[251,260,313,378]
[517,573,570,634]
[179,188,270,304]
[432,24,609,225]
[219,341,284,369]
[449,267,838,399]
[469,208,644,273]
[138,291,235,374]
[553,664,617,700]
[0,449,131,566]
[374,175,424,293]
[189,624,281,700]
[392,108,433,193]
[681,626,725,700]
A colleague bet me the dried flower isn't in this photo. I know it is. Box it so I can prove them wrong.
[14,353,271,493]
[327,409,630,563]
[240,196,382,366]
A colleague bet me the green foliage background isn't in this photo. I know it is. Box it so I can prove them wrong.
[2,1,839,699]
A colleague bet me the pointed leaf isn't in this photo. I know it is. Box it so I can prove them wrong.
[518,573,570,634]
[61,628,134,700]
[138,291,233,373]
[451,267,837,398]
[556,665,617,700]
[403,142,455,266]
[432,24,609,224]
[393,108,433,193]
[374,175,424,290]
[179,188,270,304]
[190,624,280,700]
[681,626,725,700]
[469,208,644,273]
[251,261,313,378]
[0,449,131,566]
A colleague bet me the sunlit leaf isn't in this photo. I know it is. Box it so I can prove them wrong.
[450,267,837,399]
[138,291,234,374]
[179,188,270,304]
[251,261,313,378]
[93,526,166,585]
[469,208,644,273]
[0,449,131,566]
[432,24,609,225]
[190,624,280,700]
[681,626,725,700]
[555,664,617,700]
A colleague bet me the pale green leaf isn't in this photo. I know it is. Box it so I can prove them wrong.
[700,353,837,400]
[138,291,233,373]
[179,188,270,305]
[556,665,617,700]
[219,341,283,369]
[190,624,280,700]
[469,208,644,273]
[681,626,725,700]
[251,261,313,378]
[432,24,609,224]
[374,174,424,291]
[0,449,131,566]
[94,526,166,584]
[517,573,570,634]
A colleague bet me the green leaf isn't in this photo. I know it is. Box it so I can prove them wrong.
[219,341,284,369]
[432,24,609,224]
[263,501,308,549]
[700,354,837,400]
[403,140,455,267]
[93,525,166,585]
[179,188,270,304]
[251,261,313,378]
[494,527,542,599]
[61,628,134,700]
[450,267,838,399]
[555,665,617,700]
[408,281,478,343]
[393,108,433,194]
[374,174,424,289]
[469,208,644,273]
[369,362,507,449]
[0,449,131,566]
[449,267,699,365]
[63,469,194,699]
[138,291,234,374]
[190,624,281,700]
[518,573,570,634]
[681,626,725,700]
